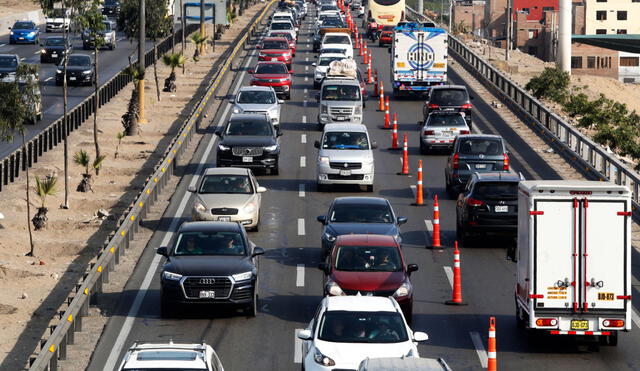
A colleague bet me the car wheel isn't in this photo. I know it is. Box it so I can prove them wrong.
[40,57,45,64]
[271,166,279,176]
[313,81,319,89]
[9,39,15,44]
[110,42,115,50]
[245,290,258,317]
[515,299,527,329]
[55,80,62,86]
[317,183,326,192]
[285,92,291,100]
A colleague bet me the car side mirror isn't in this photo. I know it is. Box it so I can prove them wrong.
[413,331,429,342]
[397,216,407,225]
[317,215,327,224]
[229,98,235,103]
[318,262,329,273]
[311,62,317,67]
[297,329,312,340]
[470,95,475,100]
[257,186,267,193]
[156,246,168,257]
[248,69,254,74]
[214,127,223,136]
[289,69,295,74]
[252,246,265,257]
[371,141,378,149]
[314,140,321,149]
[278,99,284,104]
[407,263,419,275]
[277,131,283,137]
[256,45,262,49]
[187,185,196,193]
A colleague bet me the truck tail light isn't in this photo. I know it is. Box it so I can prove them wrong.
[535,318,558,326]
[603,319,624,328]
[424,130,435,135]
[428,103,439,109]
[466,198,485,207]
[461,103,472,109]
[503,153,510,170]
[460,130,470,134]
[452,153,459,169]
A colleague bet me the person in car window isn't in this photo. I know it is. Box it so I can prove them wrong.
[181,236,203,255]
[230,177,250,193]
[223,235,243,254]
[368,320,400,341]
[376,251,397,270]
[349,321,367,339]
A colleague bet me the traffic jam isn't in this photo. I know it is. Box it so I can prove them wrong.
[114,0,635,370]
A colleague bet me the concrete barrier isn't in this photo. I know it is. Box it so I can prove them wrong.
[0,10,45,37]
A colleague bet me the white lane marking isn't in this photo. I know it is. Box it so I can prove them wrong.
[0,43,6,48]
[410,185,416,196]
[298,218,305,235]
[469,331,489,368]
[304,76,308,81]
[300,156,306,167]
[304,88,308,94]
[305,57,309,62]
[102,35,261,371]
[294,329,304,363]
[45,76,53,82]
[117,36,126,42]
[299,184,305,197]
[632,309,640,329]
[302,115,307,123]
[296,264,305,287]
[33,50,41,55]
[443,266,454,289]
[424,220,433,234]
[20,57,26,61]
[303,100,308,107]
[301,134,307,143]
[305,65,308,71]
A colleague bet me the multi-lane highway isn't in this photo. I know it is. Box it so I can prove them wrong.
[0,24,156,158]
[86,5,640,371]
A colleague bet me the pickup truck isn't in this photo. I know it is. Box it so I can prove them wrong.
[46,8,71,33]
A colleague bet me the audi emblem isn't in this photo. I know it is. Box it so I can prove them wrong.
[245,148,252,154]
[199,278,215,285]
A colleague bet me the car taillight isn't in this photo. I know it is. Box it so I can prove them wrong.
[503,152,510,170]
[466,198,485,207]
[452,153,459,169]
[461,103,472,109]
[603,319,625,328]
[536,318,558,327]
[460,130,470,134]
[424,130,435,135]
[428,103,439,109]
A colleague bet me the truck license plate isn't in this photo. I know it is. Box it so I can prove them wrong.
[339,170,351,176]
[199,290,216,299]
[571,320,589,330]
[475,164,487,169]
[242,156,253,162]
[218,216,231,222]
[336,116,347,121]
[495,206,508,212]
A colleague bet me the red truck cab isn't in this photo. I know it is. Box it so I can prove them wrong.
[249,61,294,100]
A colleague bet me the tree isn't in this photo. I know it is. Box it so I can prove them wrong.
[525,66,570,104]
[121,65,142,136]
[190,33,208,62]
[162,52,186,92]
[0,63,41,256]
[73,149,106,192]
[32,173,57,230]
[115,131,125,158]
[77,0,106,175]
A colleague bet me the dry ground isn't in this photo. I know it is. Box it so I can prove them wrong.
[0,0,40,18]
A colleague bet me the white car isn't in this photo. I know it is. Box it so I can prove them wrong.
[270,20,297,40]
[118,341,225,371]
[321,32,353,59]
[232,85,283,129]
[313,53,346,88]
[419,112,470,154]
[297,296,428,371]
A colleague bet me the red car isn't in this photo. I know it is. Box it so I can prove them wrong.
[318,234,418,321]
[249,61,293,100]
[378,25,394,46]
[268,31,297,56]
[257,37,293,69]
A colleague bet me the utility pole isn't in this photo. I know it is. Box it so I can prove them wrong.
[138,0,147,123]
[558,0,571,73]
[505,0,512,61]
[448,0,453,31]
[181,0,186,73]
[417,0,423,16]
[200,0,206,55]
[61,0,69,209]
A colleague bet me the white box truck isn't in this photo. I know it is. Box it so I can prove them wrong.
[514,180,632,345]
[390,22,447,96]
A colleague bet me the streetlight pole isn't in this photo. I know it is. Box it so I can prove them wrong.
[448,0,452,31]
[200,0,206,55]
[138,0,147,123]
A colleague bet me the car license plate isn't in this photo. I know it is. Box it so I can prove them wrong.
[52,53,58,57]
[571,320,589,331]
[336,116,347,121]
[495,205,508,212]
[475,164,487,169]
[19,37,25,40]
[199,290,216,299]
[441,131,453,136]
[218,216,231,222]
[444,108,455,111]
[271,57,278,61]
[339,169,351,176]
[69,76,76,81]
[242,156,253,162]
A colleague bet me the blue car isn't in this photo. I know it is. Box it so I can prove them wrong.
[9,21,40,44]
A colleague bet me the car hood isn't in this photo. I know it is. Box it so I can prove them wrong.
[220,136,276,147]
[197,193,256,210]
[253,73,290,80]
[164,255,254,276]
[324,100,359,106]
[0,67,17,74]
[326,223,398,237]
[12,29,36,33]
[319,149,372,163]
[44,46,67,51]
[62,65,92,72]
[260,49,290,54]
[315,65,330,74]
[314,340,415,367]
[46,17,67,22]
[332,270,405,292]
[235,103,278,112]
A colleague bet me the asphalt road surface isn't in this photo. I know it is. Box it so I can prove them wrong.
[86,6,640,371]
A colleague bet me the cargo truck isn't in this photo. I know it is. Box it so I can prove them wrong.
[514,180,632,346]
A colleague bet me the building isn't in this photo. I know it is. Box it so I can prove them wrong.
[513,10,556,60]
[513,0,558,21]
[483,0,508,39]
[584,0,640,35]
[571,41,640,82]
[452,0,486,37]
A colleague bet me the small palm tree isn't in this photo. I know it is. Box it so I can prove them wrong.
[74,149,106,192]
[190,33,208,62]
[122,65,142,136]
[32,173,57,230]
[162,53,186,92]
[115,131,125,159]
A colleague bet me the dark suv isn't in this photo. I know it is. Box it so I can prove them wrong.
[455,172,522,246]
[444,134,510,197]
[157,221,265,317]
[215,113,282,175]
[423,85,473,128]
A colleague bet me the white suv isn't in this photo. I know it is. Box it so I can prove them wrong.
[118,342,225,371]
[297,296,428,371]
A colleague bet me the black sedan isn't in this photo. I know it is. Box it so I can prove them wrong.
[157,221,265,317]
[55,54,95,86]
[316,197,407,258]
[40,36,71,64]
[215,113,282,175]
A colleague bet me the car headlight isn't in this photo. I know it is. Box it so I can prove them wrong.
[232,107,243,114]
[194,201,206,213]
[83,70,92,74]
[162,271,182,281]
[28,32,36,37]
[313,347,336,366]
[319,156,330,164]
[218,144,230,151]
[41,49,47,54]
[321,104,328,114]
[264,144,278,152]
[323,231,336,241]
[243,200,257,214]
[56,69,62,74]
[325,280,344,296]
[232,271,253,282]
[10,31,14,35]
[354,106,362,115]
[393,281,412,298]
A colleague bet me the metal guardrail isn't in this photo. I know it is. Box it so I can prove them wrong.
[0,23,201,193]
[405,6,640,219]
[27,2,276,369]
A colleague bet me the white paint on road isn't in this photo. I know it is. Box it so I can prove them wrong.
[298,218,305,236]
[294,329,304,363]
[470,331,489,368]
[0,44,6,48]
[304,76,308,81]
[304,88,308,94]
[301,134,307,143]
[305,57,309,62]
[302,115,307,123]
[45,76,53,82]
[424,220,434,234]
[300,156,306,167]
[33,50,41,55]
[299,183,305,197]
[303,100,307,107]
[305,65,308,71]
[296,264,305,287]
[633,308,640,329]
[443,266,454,289]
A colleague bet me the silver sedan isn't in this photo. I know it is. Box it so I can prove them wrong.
[419,112,470,154]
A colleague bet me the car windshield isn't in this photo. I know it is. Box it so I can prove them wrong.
[0,56,18,68]
[45,38,65,46]
[51,9,67,17]
[67,56,91,67]
[255,63,288,74]
[318,56,344,66]
[474,181,518,199]
[105,0,118,5]
[237,90,276,104]
[320,48,346,55]
[271,22,292,30]
[324,35,350,44]
[322,85,360,101]
[173,231,246,256]
[322,131,369,150]
[335,245,402,272]
[262,40,289,49]
[321,19,342,27]
[13,22,34,29]
[273,16,292,21]
[271,32,293,41]
[102,22,112,31]
[198,175,253,194]
[123,369,206,371]
[226,119,273,136]
[320,5,338,11]
[458,138,503,155]
[431,89,468,106]
[330,203,393,223]
[318,311,409,343]
[427,114,467,127]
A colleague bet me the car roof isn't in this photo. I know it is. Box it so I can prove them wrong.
[472,171,521,182]
[238,85,275,92]
[323,123,368,133]
[178,221,242,233]
[202,167,250,176]
[333,197,389,206]
[430,84,467,91]
[256,61,288,66]
[322,78,359,85]
[318,53,347,58]
[263,36,289,41]
[427,111,465,117]
[229,113,270,121]
[335,234,398,246]
[0,54,19,58]
[456,134,503,140]
[324,295,399,312]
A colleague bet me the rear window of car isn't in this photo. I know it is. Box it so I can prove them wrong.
[431,89,469,106]
[271,22,292,30]
[324,35,350,44]
[426,114,466,127]
[262,40,289,49]
[473,181,518,199]
[457,138,503,155]
[255,63,288,74]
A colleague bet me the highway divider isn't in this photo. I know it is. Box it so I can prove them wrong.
[27,2,276,369]
[406,6,640,221]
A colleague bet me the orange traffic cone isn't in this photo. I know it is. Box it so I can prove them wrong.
[445,241,467,305]
[488,317,497,371]
[383,107,390,128]
[428,195,442,249]
[378,82,385,111]
[359,38,364,56]
[385,96,390,115]
[355,33,360,49]
[389,120,399,150]
[412,160,425,206]
[367,59,373,83]
[397,134,410,175]
[363,45,369,64]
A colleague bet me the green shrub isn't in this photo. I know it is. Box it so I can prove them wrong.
[525,67,570,103]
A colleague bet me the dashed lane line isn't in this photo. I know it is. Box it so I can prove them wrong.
[299,184,305,197]
[469,331,489,369]
[294,329,304,363]
[300,156,306,167]
[298,218,305,236]
[45,76,53,82]
[296,264,305,287]
[633,308,640,329]
[443,266,454,289]
[301,134,307,143]
[302,115,307,123]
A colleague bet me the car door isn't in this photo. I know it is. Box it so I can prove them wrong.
[456,179,473,224]
[302,304,324,358]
